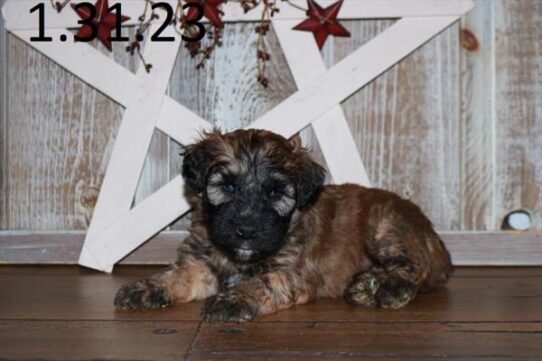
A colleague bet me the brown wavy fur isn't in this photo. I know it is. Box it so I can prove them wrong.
[115,129,452,321]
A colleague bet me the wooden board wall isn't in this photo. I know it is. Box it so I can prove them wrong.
[493,0,542,230]
[0,0,540,233]
[0,0,6,232]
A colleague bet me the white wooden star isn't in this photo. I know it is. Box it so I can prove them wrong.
[1,0,473,272]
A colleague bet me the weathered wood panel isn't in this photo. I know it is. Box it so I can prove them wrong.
[494,0,542,230]
[333,20,461,230]
[3,35,125,230]
[169,23,297,131]
[0,0,7,229]
[2,29,169,229]
[133,129,169,205]
[0,1,541,238]
[459,0,495,230]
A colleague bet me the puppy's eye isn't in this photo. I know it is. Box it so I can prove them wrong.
[222,183,235,193]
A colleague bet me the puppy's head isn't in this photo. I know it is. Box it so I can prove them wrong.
[182,129,325,263]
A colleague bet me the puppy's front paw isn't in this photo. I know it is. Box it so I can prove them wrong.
[114,279,170,310]
[203,293,256,323]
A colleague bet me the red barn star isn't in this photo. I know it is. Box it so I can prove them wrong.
[71,0,130,51]
[293,0,350,49]
[185,0,225,29]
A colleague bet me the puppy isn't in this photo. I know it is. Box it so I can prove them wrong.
[115,129,452,321]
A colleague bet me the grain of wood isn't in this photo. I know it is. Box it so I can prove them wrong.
[3,20,168,230]
[494,0,542,230]
[3,27,170,229]
[134,129,170,206]
[168,23,296,132]
[193,322,542,360]
[459,0,496,230]
[3,34,132,230]
[257,274,542,322]
[0,270,202,321]
[0,320,198,361]
[3,264,538,277]
[444,230,542,265]
[334,20,461,231]
[298,20,399,184]
[0,0,7,229]
[0,265,540,322]
[0,230,189,265]
[1,265,540,361]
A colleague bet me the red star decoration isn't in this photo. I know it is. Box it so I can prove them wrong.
[185,0,224,29]
[71,0,130,51]
[293,0,350,49]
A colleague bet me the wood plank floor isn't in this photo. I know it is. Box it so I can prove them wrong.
[0,266,540,361]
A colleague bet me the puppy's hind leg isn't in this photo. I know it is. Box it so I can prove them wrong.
[345,257,422,309]
[345,203,445,309]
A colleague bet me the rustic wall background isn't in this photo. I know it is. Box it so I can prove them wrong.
[0,0,540,235]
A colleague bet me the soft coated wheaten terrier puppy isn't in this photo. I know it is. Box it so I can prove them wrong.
[115,129,452,322]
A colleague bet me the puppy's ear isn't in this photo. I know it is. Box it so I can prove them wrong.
[181,132,220,192]
[295,157,326,210]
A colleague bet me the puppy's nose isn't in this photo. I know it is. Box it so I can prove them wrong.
[235,225,255,239]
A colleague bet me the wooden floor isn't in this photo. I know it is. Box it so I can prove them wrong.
[0,266,541,361]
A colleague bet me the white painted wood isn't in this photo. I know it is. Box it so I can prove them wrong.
[2,1,474,30]
[311,110,372,186]
[156,98,214,145]
[85,176,189,272]
[273,20,371,187]
[79,23,181,271]
[250,16,460,138]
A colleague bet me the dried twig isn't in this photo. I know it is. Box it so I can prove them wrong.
[124,0,164,72]
[181,1,225,69]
